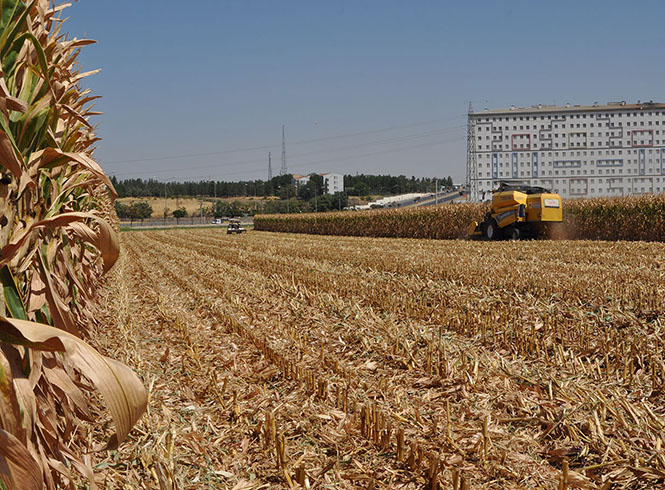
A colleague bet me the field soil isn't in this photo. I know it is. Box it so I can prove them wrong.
[92,230,665,489]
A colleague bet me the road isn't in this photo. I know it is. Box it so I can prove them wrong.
[397,190,461,208]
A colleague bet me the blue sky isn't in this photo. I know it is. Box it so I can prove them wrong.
[64,0,665,183]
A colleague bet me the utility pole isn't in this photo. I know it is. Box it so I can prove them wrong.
[280,125,287,176]
[268,152,272,180]
[435,179,439,205]
[286,184,290,213]
[163,181,167,226]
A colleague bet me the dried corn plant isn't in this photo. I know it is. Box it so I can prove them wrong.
[564,194,665,241]
[0,2,146,489]
[255,203,489,239]
[255,194,665,242]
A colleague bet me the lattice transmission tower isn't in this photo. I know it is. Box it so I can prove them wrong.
[280,125,287,175]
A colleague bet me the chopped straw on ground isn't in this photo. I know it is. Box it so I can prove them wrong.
[94,229,665,489]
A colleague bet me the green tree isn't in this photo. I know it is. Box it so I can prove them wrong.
[228,200,244,217]
[297,174,325,201]
[277,184,296,201]
[129,201,153,224]
[353,182,370,196]
[312,192,348,212]
[203,204,215,217]
[172,207,187,224]
[213,200,246,218]
[214,200,229,218]
[114,201,130,219]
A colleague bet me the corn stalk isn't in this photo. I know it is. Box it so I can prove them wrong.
[256,194,665,242]
[0,2,146,488]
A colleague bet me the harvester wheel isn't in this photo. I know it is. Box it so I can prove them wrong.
[483,219,499,240]
[506,226,520,240]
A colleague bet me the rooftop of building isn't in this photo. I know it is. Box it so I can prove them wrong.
[471,100,665,117]
[292,172,341,180]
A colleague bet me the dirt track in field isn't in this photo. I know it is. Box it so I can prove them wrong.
[92,229,665,489]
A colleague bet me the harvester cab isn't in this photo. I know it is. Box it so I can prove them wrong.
[468,182,562,240]
[227,218,246,234]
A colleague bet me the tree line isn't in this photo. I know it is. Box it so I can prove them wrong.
[112,173,455,219]
[111,174,454,199]
[114,193,351,221]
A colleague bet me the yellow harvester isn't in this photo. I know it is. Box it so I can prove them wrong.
[468,182,563,240]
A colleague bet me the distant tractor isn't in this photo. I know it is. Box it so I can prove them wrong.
[468,182,563,240]
[227,218,246,234]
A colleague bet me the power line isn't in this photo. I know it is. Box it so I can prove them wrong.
[278,136,467,174]
[101,114,467,166]
[109,124,466,178]
[138,134,466,182]
[288,115,466,146]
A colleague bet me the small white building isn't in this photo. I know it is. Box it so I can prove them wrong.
[321,173,344,194]
[292,173,344,195]
[292,174,311,186]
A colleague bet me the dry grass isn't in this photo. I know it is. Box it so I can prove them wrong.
[94,229,665,488]
[117,197,209,217]
[117,196,273,218]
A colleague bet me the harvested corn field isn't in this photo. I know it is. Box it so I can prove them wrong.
[96,229,665,489]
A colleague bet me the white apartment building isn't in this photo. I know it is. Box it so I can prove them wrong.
[467,101,665,200]
[293,173,344,194]
[322,173,344,194]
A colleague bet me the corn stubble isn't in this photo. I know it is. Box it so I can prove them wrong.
[101,228,665,488]
[0,2,146,489]
[255,194,665,242]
